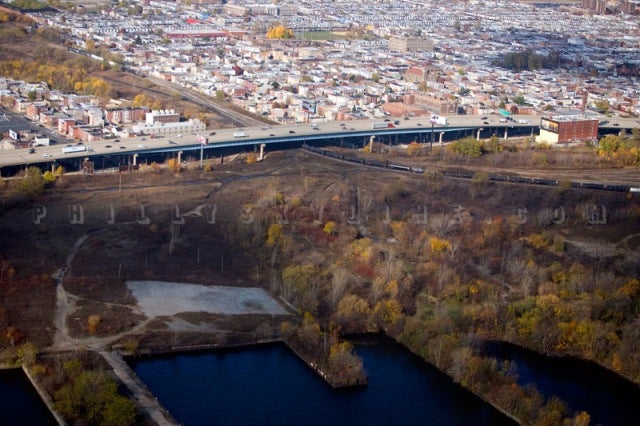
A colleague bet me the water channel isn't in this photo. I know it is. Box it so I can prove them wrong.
[3,336,639,424]
[127,336,514,426]
[0,368,56,425]
[480,340,640,426]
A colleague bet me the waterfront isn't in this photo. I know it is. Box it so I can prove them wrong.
[480,341,640,426]
[127,337,514,426]
[0,369,56,425]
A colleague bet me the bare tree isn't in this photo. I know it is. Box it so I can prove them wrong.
[328,267,350,310]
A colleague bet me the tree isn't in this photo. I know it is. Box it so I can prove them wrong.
[13,166,45,199]
[328,267,349,310]
[323,221,336,235]
[266,25,294,40]
[54,370,136,425]
[17,342,37,365]
[450,137,482,157]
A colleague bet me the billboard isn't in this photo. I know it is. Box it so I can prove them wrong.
[196,134,209,144]
[9,129,19,140]
[302,101,317,114]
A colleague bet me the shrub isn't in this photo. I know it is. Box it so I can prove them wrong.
[450,137,482,157]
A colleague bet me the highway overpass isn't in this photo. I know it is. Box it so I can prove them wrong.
[1,114,639,176]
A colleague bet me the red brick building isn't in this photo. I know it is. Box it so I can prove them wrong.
[537,115,599,145]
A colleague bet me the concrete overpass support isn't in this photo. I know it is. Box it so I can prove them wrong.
[259,143,266,161]
[504,127,508,140]
[439,132,444,145]
[133,154,138,166]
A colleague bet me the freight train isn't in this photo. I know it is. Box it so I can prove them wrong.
[302,144,635,193]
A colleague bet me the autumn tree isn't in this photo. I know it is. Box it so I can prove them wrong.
[54,370,136,425]
[326,341,365,385]
[266,25,294,40]
[281,264,320,314]
[12,166,45,199]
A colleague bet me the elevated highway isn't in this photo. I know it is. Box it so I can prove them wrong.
[2,114,639,175]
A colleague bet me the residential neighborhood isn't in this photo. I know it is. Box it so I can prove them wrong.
[1,0,639,145]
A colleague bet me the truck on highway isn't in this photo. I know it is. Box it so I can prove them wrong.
[430,114,448,126]
[62,145,91,154]
[233,131,248,138]
[372,122,395,129]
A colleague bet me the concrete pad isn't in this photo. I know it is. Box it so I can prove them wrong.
[127,281,288,317]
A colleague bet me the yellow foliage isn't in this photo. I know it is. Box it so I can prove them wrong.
[266,223,284,247]
[386,280,399,298]
[167,158,181,173]
[611,352,623,372]
[350,238,372,261]
[374,299,402,325]
[526,233,548,249]
[87,315,101,334]
[245,152,257,164]
[429,237,451,254]
[266,25,294,40]
[572,411,591,426]
[618,278,640,297]
[323,221,336,235]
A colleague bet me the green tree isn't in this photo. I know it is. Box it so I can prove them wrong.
[13,166,45,198]
[450,137,483,157]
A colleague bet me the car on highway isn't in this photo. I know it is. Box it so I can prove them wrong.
[43,153,52,157]
[120,146,126,149]
[483,121,490,125]
[289,130,296,134]
[269,134,275,137]
[481,116,488,120]
[209,132,217,136]
[105,145,112,148]
[169,140,177,145]
[28,148,36,154]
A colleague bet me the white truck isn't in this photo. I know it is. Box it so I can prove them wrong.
[430,114,448,126]
[32,137,50,147]
[62,145,92,154]
[233,131,248,138]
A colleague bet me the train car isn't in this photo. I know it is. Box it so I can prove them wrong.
[365,159,387,168]
[579,182,606,190]
[507,175,532,184]
[324,150,343,160]
[604,184,631,192]
[411,167,425,174]
[532,178,559,186]
[388,163,412,171]
[489,174,508,182]
[442,169,474,179]
[344,156,365,164]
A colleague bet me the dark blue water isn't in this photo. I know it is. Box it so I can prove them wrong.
[128,337,514,426]
[0,369,57,425]
[481,341,640,426]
